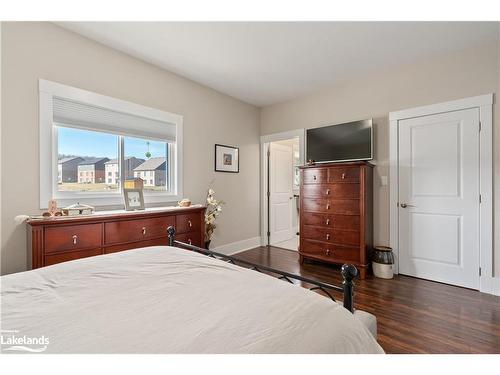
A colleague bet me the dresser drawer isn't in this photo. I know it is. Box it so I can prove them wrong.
[302,225,360,246]
[328,167,360,183]
[302,213,360,230]
[302,168,327,184]
[44,224,102,254]
[302,184,360,198]
[301,198,360,215]
[104,216,175,244]
[300,240,360,263]
[104,237,169,254]
[44,248,102,266]
[176,232,202,248]
[176,213,201,234]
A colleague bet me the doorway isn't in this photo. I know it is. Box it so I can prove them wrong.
[389,95,493,291]
[261,129,305,251]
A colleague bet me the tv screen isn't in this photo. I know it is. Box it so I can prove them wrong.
[306,119,373,163]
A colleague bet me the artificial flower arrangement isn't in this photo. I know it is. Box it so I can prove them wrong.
[204,188,224,248]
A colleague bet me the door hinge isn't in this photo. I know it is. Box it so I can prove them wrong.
[479,267,482,276]
[478,121,482,132]
[267,231,270,237]
[267,149,270,157]
[267,191,270,197]
[479,194,482,203]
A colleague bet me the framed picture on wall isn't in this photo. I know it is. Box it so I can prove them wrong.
[215,144,239,173]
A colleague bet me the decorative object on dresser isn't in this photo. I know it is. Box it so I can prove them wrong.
[61,202,94,216]
[123,188,145,211]
[26,206,205,269]
[299,161,373,279]
[178,198,192,207]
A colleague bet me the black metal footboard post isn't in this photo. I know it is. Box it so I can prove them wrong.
[167,226,175,247]
[341,264,358,313]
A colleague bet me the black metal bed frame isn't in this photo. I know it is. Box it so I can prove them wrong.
[167,226,358,313]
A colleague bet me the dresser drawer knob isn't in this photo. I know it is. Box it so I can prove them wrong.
[341,173,346,180]
[188,220,192,228]
[326,203,330,210]
[326,218,330,225]
[72,235,78,245]
[188,238,192,245]
[313,175,317,180]
[326,189,331,195]
[142,227,147,235]
[326,233,330,240]
[326,249,331,256]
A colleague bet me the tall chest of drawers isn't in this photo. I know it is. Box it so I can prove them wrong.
[27,206,205,269]
[299,162,373,279]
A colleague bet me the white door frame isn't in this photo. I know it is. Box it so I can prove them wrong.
[260,129,305,246]
[389,94,495,295]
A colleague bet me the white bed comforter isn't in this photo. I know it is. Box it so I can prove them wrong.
[1,246,383,353]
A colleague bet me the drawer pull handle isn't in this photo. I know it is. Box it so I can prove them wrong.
[188,238,192,245]
[142,227,147,235]
[72,235,78,245]
[313,175,317,180]
[188,220,192,228]
[326,189,330,195]
[326,249,331,256]
[326,218,330,225]
[326,234,330,240]
[326,204,330,210]
[341,173,346,180]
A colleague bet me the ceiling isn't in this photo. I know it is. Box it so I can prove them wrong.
[58,22,499,107]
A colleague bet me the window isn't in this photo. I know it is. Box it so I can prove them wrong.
[124,136,168,191]
[39,80,183,208]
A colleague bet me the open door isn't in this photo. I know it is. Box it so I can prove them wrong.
[269,142,294,244]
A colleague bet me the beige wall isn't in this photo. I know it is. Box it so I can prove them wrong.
[261,41,500,276]
[1,22,261,275]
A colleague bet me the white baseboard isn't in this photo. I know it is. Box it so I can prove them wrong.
[480,276,500,296]
[212,236,262,256]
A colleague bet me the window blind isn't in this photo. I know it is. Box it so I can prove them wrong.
[52,97,176,142]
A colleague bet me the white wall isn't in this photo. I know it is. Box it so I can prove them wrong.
[0,22,261,275]
[261,40,500,277]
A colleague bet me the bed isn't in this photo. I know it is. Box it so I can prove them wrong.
[1,230,383,354]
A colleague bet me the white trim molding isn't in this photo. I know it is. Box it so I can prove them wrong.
[39,79,183,208]
[389,94,495,295]
[212,236,262,256]
[260,129,306,246]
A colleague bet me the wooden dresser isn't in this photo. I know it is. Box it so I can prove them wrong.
[27,206,205,269]
[299,161,373,279]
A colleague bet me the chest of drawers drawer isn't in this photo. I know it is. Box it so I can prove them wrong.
[302,168,327,184]
[301,198,360,215]
[302,213,360,230]
[176,232,202,248]
[302,225,360,246]
[300,239,360,263]
[104,216,175,244]
[302,183,360,198]
[176,213,202,234]
[328,167,360,183]
[44,223,102,254]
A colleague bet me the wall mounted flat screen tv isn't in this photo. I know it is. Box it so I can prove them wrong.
[306,119,373,163]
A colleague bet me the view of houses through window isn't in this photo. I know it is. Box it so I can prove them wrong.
[57,127,169,193]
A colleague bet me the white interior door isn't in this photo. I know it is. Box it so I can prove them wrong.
[269,142,294,244]
[398,108,480,289]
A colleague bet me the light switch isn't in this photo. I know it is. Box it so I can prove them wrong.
[380,176,388,186]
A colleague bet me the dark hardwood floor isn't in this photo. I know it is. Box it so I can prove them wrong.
[235,246,500,354]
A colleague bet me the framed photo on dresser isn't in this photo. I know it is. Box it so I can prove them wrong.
[215,144,239,173]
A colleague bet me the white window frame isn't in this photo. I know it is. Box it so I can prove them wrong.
[39,79,183,209]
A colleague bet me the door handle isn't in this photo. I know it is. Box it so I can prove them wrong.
[400,203,415,208]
